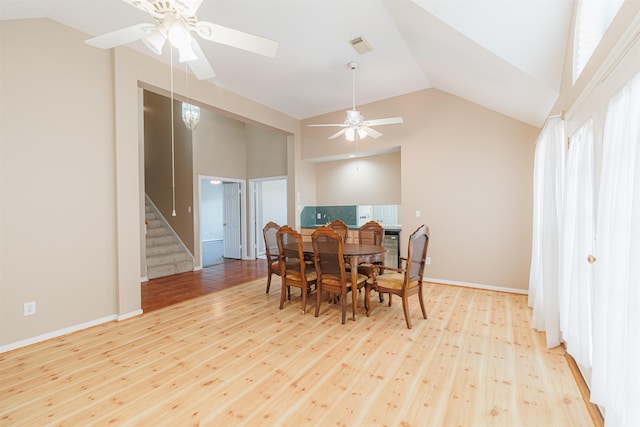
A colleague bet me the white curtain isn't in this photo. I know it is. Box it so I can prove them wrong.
[590,71,640,427]
[558,119,594,368]
[528,117,565,348]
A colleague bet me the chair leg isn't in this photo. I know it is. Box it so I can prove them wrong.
[341,291,347,324]
[364,285,370,316]
[266,272,272,293]
[279,281,287,309]
[315,288,322,317]
[418,284,427,319]
[402,294,412,329]
[301,286,307,315]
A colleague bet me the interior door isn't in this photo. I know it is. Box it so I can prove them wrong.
[223,182,241,259]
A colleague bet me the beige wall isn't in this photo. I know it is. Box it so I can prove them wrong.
[0,18,300,348]
[246,123,288,180]
[144,91,195,253]
[0,19,118,344]
[315,152,401,206]
[303,89,539,290]
[193,109,248,180]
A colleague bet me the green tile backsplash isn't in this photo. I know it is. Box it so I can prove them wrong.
[300,206,358,228]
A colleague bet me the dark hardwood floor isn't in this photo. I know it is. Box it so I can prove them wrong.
[141,258,268,312]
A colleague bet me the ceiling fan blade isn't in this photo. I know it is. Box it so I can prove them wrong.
[180,0,203,15]
[187,38,216,80]
[363,116,404,127]
[329,129,349,140]
[308,124,347,127]
[361,126,383,139]
[195,22,278,57]
[122,0,156,15]
[85,23,154,49]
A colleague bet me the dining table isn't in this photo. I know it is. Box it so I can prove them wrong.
[301,241,386,320]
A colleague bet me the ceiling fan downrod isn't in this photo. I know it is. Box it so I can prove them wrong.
[349,61,358,112]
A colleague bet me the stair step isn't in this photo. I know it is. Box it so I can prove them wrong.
[146,242,181,256]
[146,227,170,237]
[146,219,162,228]
[147,251,187,267]
[146,235,174,246]
[145,212,156,221]
[147,259,193,280]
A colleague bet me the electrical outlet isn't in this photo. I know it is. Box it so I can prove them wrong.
[24,301,36,316]
[426,256,431,265]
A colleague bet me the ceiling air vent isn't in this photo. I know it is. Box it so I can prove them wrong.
[349,36,373,55]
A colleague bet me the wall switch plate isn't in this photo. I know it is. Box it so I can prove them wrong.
[416,210,421,217]
[426,256,431,265]
[24,301,36,316]
[317,213,321,219]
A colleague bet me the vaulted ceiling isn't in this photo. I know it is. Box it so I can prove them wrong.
[0,0,574,127]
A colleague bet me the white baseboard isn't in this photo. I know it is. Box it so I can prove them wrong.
[193,265,203,271]
[1,314,116,353]
[1,310,144,353]
[117,309,143,321]
[425,277,529,295]
[140,276,149,283]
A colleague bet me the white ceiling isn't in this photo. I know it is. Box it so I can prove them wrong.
[0,0,574,127]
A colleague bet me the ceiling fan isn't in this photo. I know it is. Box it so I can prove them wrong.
[84,0,278,80]
[309,62,403,141]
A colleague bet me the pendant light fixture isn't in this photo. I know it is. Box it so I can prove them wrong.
[182,64,200,131]
[182,102,200,130]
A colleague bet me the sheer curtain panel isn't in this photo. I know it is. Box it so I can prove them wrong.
[590,71,640,427]
[558,119,594,369]
[528,117,565,349]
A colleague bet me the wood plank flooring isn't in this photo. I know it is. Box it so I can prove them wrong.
[1,271,594,426]
[141,259,268,312]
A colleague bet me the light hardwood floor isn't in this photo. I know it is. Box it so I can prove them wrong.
[1,277,593,426]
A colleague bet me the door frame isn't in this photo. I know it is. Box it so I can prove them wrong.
[248,176,287,259]
[197,175,247,269]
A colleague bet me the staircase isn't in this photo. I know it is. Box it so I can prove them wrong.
[145,201,194,280]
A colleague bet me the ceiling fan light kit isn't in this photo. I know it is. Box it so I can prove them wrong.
[84,0,279,81]
[309,61,404,141]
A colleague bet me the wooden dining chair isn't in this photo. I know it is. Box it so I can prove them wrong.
[276,225,317,314]
[312,226,369,324]
[366,224,430,329]
[327,219,349,242]
[262,221,282,294]
[357,220,385,272]
[357,220,386,302]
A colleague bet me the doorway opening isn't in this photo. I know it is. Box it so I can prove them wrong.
[249,177,287,259]
[199,176,246,267]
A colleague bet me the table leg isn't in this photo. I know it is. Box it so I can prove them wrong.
[351,255,358,321]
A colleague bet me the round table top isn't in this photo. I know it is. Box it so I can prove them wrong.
[301,242,385,257]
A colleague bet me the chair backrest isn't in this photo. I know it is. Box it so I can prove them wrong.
[358,220,384,246]
[263,221,280,261]
[405,224,430,285]
[276,225,308,280]
[311,226,346,288]
[328,219,349,242]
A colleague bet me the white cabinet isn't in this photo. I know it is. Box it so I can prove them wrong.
[359,205,399,227]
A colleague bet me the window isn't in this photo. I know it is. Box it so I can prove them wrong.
[572,0,624,84]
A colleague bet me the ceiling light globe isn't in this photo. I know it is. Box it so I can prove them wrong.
[346,128,355,141]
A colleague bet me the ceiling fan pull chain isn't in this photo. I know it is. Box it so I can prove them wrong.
[170,46,177,217]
